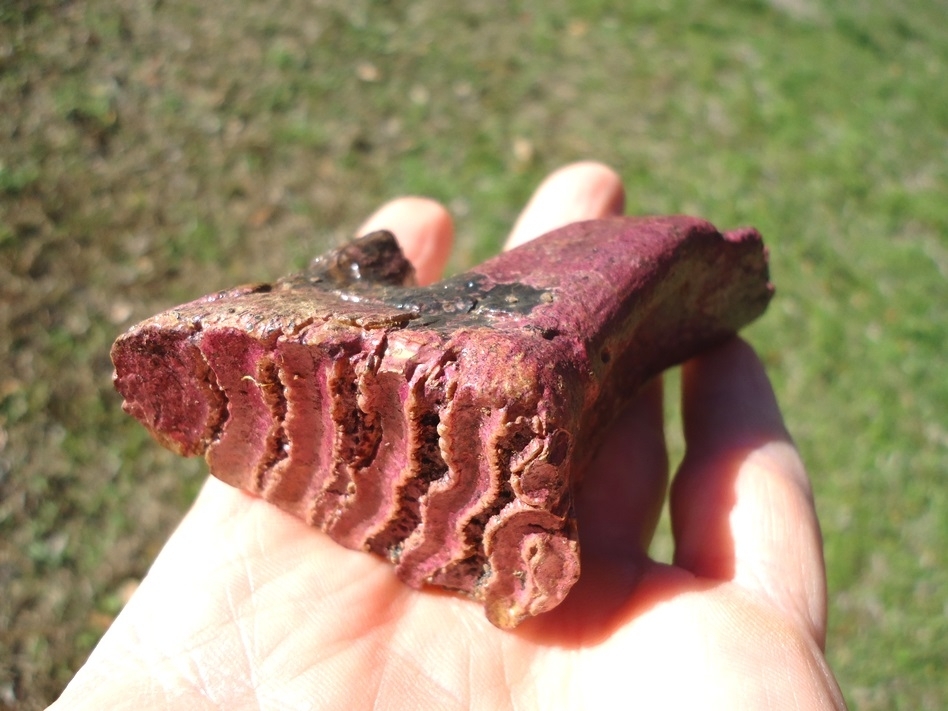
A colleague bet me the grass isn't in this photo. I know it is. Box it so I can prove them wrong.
[1,0,946,707]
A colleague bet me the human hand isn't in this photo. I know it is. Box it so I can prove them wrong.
[51,162,846,710]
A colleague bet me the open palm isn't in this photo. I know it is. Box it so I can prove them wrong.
[51,163,845,710]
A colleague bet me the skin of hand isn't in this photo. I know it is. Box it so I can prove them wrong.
[49,162,847,711]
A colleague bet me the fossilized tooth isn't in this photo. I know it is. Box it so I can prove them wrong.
[111,215,773,628]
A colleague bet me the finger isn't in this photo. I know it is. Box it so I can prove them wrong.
[357,196,454,285]
[505,161,625,250]
[576,377,669,560]
[670,338,828,646]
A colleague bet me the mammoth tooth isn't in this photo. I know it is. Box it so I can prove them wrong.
[111,216,773,628]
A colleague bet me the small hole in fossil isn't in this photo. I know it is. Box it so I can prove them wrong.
[546,429,570,466]
[600,349,611,363]
[541,328,560,340]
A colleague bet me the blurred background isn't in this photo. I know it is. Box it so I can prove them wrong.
[1,0,945,708]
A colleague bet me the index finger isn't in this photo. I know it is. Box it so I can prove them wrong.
[504,161,626,249]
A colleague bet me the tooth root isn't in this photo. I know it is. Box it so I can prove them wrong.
[481,502,580,629]
[362,353,449,560]
[306,341,364,528]
[200,329,274,493]
[396,385,493,587]
[259,341,331,517]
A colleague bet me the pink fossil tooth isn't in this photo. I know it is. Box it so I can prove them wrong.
[111,216,773,628]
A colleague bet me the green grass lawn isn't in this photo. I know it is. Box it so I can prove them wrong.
[2,0,946,707]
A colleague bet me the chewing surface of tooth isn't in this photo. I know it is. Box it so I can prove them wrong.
[111,216,773,628]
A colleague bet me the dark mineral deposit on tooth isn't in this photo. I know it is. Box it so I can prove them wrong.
[111,215,773,628]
